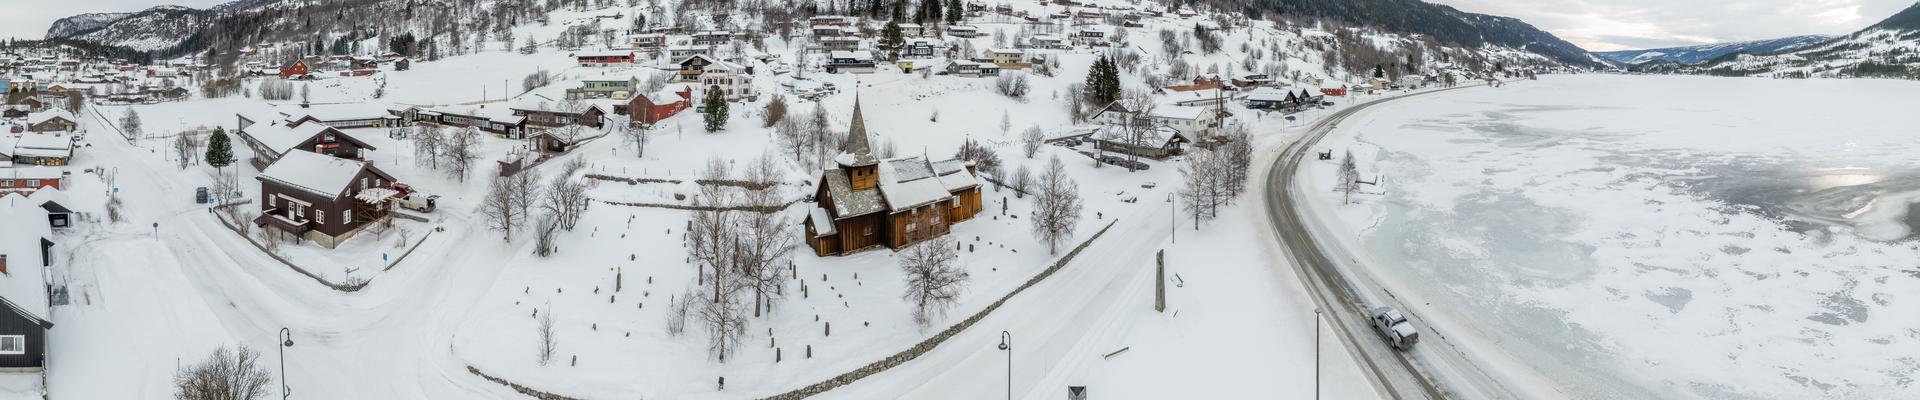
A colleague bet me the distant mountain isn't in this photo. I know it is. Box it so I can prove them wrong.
[1220,0,1607,68]
[1595,35,1834,65]
[45,12,136,38]
[45,5,218,52]
[1691,2,1920,79]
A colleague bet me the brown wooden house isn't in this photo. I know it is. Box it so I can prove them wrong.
[252,151,399,249]
[803,98,983,256]
[236,117,376,169]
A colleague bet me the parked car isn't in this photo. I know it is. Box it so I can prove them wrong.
[194,187,209,204]
[1371,307,1420,350]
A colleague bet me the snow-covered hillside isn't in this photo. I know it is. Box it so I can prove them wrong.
[1594,35,1833,65]
[1689,2,1920,78]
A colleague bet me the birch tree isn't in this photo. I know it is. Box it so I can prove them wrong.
[1031,155,1083,254]
[900,236,968,326]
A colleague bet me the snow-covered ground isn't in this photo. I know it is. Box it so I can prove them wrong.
[1303,74,1920,399]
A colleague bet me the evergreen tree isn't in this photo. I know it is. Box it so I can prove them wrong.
[880,22,906,61]
[1084,55,1120,106]
[703,85,729,132]
[205,127,234,169]
[915,0,942,24]
[944,0,963,25]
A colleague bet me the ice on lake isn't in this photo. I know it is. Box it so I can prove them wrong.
[1335,75,1920,399]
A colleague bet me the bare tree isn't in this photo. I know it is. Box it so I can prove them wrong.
[900,236,968,326]
[173,133,196,169]
[1031,155,1083,254]
[532,215,560,257]
[1021,125,1045,159]
[1222,124,1253,197]
[121,109,144,139]
[1010,164,1033,198]
[619,123,651,158]
[1179,147,1226,228]
[1335,150,1360,205]
[538,158,594,230]
[664,288,694,336]
[173,346,273,400]
[442,127,482,181]
[412,125,445,169]
[481,173,534,240]
[739,153,794,318]
[536,305,557,366]
[993,71,1031,99]
[1113,94,1160,173]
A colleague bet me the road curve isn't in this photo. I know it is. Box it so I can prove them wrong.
[1261,85,1521,400]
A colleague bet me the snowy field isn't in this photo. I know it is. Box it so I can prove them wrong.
[1304,74,1920,399]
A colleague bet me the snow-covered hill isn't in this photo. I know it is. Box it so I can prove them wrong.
[1688,2,1920,78]
[46,5,216,52]
[44,12,135,38]
[1594,35,1833,65]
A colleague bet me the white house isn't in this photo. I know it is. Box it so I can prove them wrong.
[695,59,754,101]
[1092,102,1221,139]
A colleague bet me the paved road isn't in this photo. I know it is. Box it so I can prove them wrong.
[1261,86,1525,400]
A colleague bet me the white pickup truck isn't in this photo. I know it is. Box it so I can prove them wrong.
[1371,307,1420,350]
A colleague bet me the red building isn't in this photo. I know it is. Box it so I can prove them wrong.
[628,87,693,127]
[0,167,63,192]
[279,59,311,79]
[1320,84,1348,97]
[576,51,637,66]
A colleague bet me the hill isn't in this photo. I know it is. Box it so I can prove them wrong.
[1594,35,1833,65]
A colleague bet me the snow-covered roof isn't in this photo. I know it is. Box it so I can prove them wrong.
[642,90,685,105]
[242,120,345,155]
[820,169,884,218]
[281,103,396,123]
[807,206,838,237]
[2,166,62,181]
[1154,105,1208,120]
[0,193,53,325]
[26,110,75,126]
[426,105,525,125]
[258,151,376,198]
[829,50,874,61]
[576,50,637,58]
[876,160,952,211]
[986,48,1023,55]
[1245,87,1292,102]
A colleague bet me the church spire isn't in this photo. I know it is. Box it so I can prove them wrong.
[837,92,878,167]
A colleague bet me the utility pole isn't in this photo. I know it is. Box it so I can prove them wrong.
[1313,308,1321,400]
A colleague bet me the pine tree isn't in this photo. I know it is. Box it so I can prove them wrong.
[703,85,729,132]
[944,0,963,25]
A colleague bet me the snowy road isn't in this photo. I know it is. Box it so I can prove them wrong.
[1263,85,1545,400]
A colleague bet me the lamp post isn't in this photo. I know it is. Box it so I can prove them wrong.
[279,327,294,400]
[997,331,1013,400]
[1167,192,1176,243]
[1313,308,1321,400]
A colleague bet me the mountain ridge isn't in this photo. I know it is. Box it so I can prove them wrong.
[1594,35,1835,65]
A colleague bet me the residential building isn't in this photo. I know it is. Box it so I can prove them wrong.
[252,151,401,249]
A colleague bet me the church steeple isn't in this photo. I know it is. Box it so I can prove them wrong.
[837,93,878,168]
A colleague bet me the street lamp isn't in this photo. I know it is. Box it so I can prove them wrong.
[1167,192,1176,243]
[998,331,1013,400]
[1313,308,1321,400]
[279,327,294,400]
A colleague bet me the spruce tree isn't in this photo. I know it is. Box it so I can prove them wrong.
[205,127,234,169]
[1084,55,1120,106]
[703,85,729,132]
[881,22,906,61]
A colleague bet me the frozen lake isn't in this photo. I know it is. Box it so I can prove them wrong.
[1322,75,1920,399]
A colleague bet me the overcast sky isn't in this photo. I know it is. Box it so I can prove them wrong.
[3,0,228,41]
[6,0,1917,51]
[1429,0,1917,51]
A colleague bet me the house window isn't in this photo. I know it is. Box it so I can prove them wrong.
[316,210,326,224]
[863,226,874,236]
[0,180,10,187]
[953,199,961,209]
[344,210,352,224]
[0,335,23,355]
[906,222,917,231]
[26,180,38,187]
